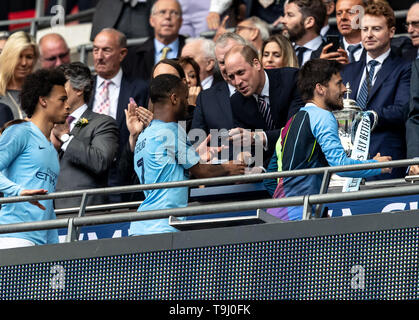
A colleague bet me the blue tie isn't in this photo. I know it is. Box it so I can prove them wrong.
[357,60,379,109]
[347,44,361,63]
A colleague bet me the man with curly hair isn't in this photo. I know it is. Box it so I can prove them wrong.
[0,68,69,249]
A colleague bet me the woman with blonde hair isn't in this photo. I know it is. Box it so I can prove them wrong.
[0,31,39,126]
[261,34,299,69]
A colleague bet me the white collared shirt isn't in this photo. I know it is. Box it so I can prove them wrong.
[342,37,363,62]
[61,104,88,151]
[201,75,214,90]
[93,68,123,120]
[320,25,329,40]
[154,38,180,64]
[228,82,236,97]
[253,71,270,104]
[294,36,323,66]
[356,48,391,99]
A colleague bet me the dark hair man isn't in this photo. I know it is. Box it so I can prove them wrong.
[279,0,327,66]
[0,69,69,249]
[224,43,303,168]
[264,59,391,221]
[52,62,119,209]
[129,74,245,236]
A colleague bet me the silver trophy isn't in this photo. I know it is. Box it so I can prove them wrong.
[333,82,378,157]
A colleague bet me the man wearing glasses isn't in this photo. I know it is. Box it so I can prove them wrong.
[405,2,419,175]
[123,0,186,81]
[406,1,419,60]
[38,33,71,69]
[235,16,270,55]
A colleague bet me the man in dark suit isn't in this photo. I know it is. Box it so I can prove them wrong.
[278,0,327,66]
[405,2,419,173]
[320,0,341,41]
[342,1,411,180]
[405,2,419,61]
[328,0,416,63]
[224,44,303,167]
[122,0,186,81]
[406,60,419,175]
[89,28,149,201]
[90,0,156,41]
[190,32,247,135]
[333,0,366,63]
[52,62,119,209]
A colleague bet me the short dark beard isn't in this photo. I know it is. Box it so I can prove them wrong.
[287,20,306,43]
[325,97,344,112]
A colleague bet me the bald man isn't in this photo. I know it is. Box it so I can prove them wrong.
[38,33,71,69]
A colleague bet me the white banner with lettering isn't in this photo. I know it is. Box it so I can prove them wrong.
[342,112,371,192]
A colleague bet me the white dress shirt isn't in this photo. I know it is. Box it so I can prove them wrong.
[93,68,123,120]
[342,37,363,62]
[61,104,88,151]
[356,49,391,99]
[294,35,324,66]
[201,75,214,90]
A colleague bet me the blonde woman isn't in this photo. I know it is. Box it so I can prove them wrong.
[0,31,38,126]
[261,34,299,69]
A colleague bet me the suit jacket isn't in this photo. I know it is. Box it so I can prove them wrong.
[230,67,303,163]
[122,35,187,81]
[339,36,416,63]
[342,51,412,180]
[55,108,119,209]
[191,81,235,135]
[0,103,13,128]
[242,0,285,24]
[391,36,417,62]
[88,72,149,192]
[90,0,155,41]
[406,60,419,159]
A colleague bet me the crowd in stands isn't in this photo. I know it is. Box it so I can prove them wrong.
[0,0,418,248]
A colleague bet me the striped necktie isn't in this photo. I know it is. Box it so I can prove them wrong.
[357,60,379,109]
[257,95,274,130]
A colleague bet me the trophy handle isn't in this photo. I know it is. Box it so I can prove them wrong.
[367,110,378,131]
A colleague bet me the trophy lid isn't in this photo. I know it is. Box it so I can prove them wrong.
[342,82,362,111]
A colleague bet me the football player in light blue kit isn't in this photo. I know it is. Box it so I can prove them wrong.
[0,69,69,249]
[129,74,245,236]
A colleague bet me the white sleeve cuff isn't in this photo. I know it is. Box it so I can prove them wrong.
[209,0,233,13]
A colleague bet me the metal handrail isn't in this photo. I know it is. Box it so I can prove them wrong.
[0,158,419,242]
[0,179,419,238]
[0,158,417,206]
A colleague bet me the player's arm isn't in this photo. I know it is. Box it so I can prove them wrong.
[189,161,245,179]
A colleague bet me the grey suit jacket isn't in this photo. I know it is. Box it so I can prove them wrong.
[55,108,119,209]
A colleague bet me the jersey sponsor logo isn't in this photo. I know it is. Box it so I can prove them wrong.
[35,168,58,187]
